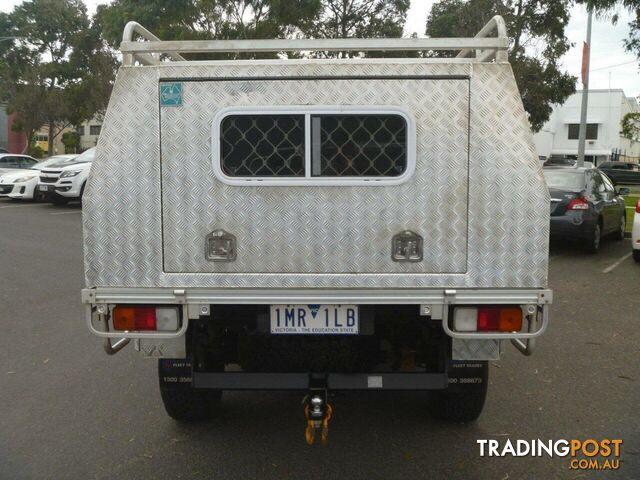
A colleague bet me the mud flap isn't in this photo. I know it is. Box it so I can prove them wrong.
[158,358,222,422]
[158,358,193,387]
[445,360,489,392]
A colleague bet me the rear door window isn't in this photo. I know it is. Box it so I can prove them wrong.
[543,170,586,191]
[18,157,37,168]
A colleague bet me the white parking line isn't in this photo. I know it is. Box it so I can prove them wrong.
[50,211,82,216]
[602,253,632,274]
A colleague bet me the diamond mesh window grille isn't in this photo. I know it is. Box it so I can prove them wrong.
[221,115,305,177]
[312,115,407,177]
[219,112,408,179]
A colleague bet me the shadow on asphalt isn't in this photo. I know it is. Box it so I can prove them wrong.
[167,390,483,446]
[549,237,628,257]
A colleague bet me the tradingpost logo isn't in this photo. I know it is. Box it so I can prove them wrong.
[477,438,623,471]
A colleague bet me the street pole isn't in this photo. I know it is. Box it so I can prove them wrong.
[577,8,593,168]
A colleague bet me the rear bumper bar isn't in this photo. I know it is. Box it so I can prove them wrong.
[83,287,551,341]
[82,287,552,306]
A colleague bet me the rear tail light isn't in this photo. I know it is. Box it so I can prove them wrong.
[453,306,523,333]
[112,306,180,331]
[567,196,589,210]
[636,200,640,214]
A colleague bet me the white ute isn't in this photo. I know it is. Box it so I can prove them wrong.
[82,18,552,440]
[38,148,95,204]
[0,155,77,201]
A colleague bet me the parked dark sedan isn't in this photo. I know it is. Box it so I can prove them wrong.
[543,167,627,253]
[598,161,640,185]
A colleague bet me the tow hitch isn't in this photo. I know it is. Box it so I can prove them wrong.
[303,390,333,445]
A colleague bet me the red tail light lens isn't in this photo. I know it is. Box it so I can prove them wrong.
[636,200,640,214]
[111,306,180,331]
[454,307,523,333]
[568,196,589,210]
[477,308,499,331]
[113,306,156,331]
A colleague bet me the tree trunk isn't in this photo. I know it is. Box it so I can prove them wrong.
[22,128,35,154]
[48,120,55,156]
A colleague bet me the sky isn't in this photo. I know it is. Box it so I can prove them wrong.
[2,0,639,97]
[405,1,639,98]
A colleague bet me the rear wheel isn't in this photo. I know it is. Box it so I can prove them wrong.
[613,215,626,241]
[634,249,640,263]
[585,222,601,254]
[430,361,488,422]
[158,358,222,422]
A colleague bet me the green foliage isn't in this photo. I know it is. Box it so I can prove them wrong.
[28,145,45,158]
[61,130,79,153]
[300,0,410,38]
[426,0,576,132]
[98,0,323,58]
[621,111,640,139]
[98,0,410,59]
[98,0,325,61]
[0,0,116,152]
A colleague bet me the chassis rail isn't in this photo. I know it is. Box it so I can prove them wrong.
[192,372,449,391]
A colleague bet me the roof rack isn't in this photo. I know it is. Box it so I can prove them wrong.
[120,15,509,66]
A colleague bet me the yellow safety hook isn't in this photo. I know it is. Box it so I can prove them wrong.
[304,405,315,445]
[304,400,333,445]
[321,404,333,445]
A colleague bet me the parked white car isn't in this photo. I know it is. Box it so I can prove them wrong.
[633,199,640,262]
[0,155,78,200]
[0,153,38,176]
[38,148,95,205]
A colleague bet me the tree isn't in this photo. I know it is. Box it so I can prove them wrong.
[621,111,640,140]
[98,0,410,59]
[0,0,116,153]
[61,130,79,153]
[98,0,322,54]
[426,0,577,132]
[300,0,410,39]
[579,0,640,62]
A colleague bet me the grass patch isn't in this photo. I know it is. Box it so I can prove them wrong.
[622,190,639,233]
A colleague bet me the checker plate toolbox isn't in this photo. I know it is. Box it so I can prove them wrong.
[82,17,551,426]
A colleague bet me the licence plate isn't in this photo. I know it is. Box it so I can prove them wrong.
[39,185,51,191]
[270,304,358,334]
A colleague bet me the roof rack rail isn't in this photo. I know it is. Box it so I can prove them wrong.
[120,15,509,66]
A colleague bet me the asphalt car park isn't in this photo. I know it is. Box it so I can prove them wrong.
[0,199,638,480]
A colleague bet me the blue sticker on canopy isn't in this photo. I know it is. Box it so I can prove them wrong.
[159,82,182,106]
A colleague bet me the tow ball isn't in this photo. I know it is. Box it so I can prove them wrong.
[303,392,333,445]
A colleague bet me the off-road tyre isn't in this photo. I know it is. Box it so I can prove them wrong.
[430,361,488,423]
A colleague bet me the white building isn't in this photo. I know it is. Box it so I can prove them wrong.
[534,89,640,165]
[76,114,103,150]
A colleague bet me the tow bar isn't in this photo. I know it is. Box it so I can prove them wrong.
[303,390,333,445]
